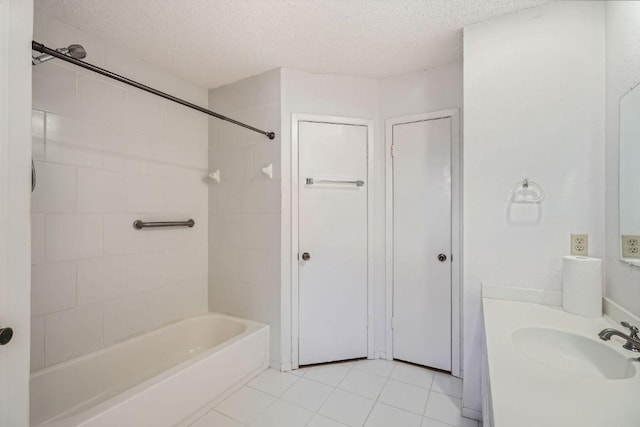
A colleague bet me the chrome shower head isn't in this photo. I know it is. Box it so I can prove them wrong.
[65,44,87,60]
[32,44,87,65]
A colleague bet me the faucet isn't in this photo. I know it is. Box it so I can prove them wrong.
[598,321,640,352]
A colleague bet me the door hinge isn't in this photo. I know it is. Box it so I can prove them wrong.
[391,317,395,329]
[391,144,395,157]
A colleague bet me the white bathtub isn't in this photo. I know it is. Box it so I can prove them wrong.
[30,313,269,427]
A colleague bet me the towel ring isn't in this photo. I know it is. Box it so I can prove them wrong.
[510,178,544,203]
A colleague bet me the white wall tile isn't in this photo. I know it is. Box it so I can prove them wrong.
[32,7,46,43]
[45,303,103,365]
[209,243,240,282]
[239,249,280,286]
[103,293,147,344]
[126,174,165,213]
[208,69,281,368]
[46,113,103,168]
[77,256,127,305]
[212,120,238,148]
[32,63,76,116]
[146,285,182,329]
[31,317,45,372]
[46,214,103,261]
[163,103,208,151]
[103,213,181,256]
[77,168,126,213]
[33,9,208,367]
[181,148,209,172]
[76,74,126,126]
[123,90,165,138]
[103,214,135,255]
[127,251,167,293]
[102,126,149,174]
[148,67,208,107]
[229,214,280,250]
[104,45,148,84]
[164,172,208,213]
[233,107,267,145]
[31,162,77,213]
[182,277,208,317]
[165,247,197,286]
[32,109,46,160]
[31,214,45,265]
[32,261,77,316]
[214,79,254,113]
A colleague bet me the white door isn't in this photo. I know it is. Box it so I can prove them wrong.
[298,121,368,365]
[392,118,452,371]
[0,0,33,425]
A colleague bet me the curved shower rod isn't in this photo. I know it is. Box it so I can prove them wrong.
[32,40,276,141]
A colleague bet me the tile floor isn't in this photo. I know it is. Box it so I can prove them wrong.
[190,359,480,427]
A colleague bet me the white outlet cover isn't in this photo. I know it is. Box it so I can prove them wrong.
[571,234,589,256]
[622,235,640,259]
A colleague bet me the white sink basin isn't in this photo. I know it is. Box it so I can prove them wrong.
[511,327,637,380]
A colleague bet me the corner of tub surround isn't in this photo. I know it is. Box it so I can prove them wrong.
[603,297,640,326]
[481,283,562,307]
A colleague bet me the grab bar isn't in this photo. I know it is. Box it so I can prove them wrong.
[305,178,365,187]
[133,219,195,230]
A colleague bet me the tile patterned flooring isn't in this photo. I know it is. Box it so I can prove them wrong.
[190,359,480,427]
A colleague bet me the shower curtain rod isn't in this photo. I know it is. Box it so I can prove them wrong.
[32,40,276,140]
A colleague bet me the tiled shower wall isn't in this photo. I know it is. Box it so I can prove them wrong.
[30,13,209,370]
[208,69,281,367]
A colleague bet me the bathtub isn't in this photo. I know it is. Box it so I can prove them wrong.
[30,313,269,427]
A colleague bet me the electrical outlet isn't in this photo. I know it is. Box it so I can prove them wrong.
[622,235,640,259]
[571,234,588,256]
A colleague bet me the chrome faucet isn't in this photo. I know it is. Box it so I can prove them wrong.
[598,321,640,352]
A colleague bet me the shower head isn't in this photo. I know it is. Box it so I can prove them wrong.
[32,44,87,65]
[65,44,87,59]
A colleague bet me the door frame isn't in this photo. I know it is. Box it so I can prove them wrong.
[385,109,461,377]
[0,0,33,424]
[291,114,375,369]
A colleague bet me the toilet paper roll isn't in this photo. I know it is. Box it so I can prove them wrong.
[562,256,602,318]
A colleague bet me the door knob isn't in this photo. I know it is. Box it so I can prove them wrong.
[0,327,13,345]
[437,254,447,262]
[301,252,311,261]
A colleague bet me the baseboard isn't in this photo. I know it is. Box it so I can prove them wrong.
[482,284,562,307]
[280,363,293,372]
[603,297,640,325]
[462,406,482,421]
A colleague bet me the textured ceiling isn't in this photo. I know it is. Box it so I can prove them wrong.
[35,0,550,89]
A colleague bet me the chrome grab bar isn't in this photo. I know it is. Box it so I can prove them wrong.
[133,219,195,230]
[305,178,364,187]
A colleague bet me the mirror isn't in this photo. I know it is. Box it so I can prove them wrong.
[620,82,640,265]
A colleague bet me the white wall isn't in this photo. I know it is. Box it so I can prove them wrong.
[463,1,605,416]
[208,70,281,367]
[380,63,463,119]
[31,11,209,370]
[605,1,640,316]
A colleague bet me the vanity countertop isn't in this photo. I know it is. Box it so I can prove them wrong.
[483,298,640,427]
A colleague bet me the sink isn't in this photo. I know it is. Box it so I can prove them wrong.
[511,327,637,380]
